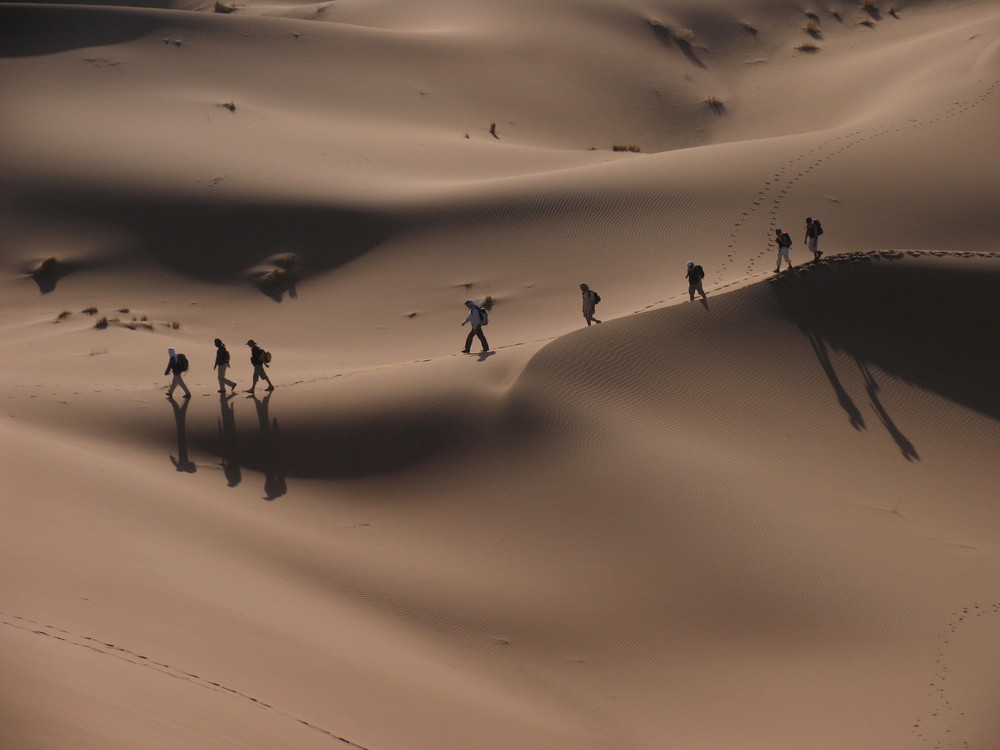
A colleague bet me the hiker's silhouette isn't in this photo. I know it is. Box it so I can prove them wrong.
[251,392,286,500]
[169,397,197,473]
[218,393,242,487]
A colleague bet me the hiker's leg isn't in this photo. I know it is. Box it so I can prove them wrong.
[476,326,490,351]
[464,329,475,352]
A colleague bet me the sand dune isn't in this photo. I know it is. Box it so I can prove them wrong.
[3,0,1000,748]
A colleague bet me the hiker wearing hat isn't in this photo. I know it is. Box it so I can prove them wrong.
[245,339,274,393]
[774,228,794,272]
[461,300,490,354]
[164,347,191,399]
[580,283,602,326]
[685,261,707,302]
[213,338,237,394]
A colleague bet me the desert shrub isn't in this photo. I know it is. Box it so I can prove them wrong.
[612,145,642,152]
[95,317,109,329]
[705,96,726,115]
[805,22,823,38]
[117,307,129,313]
[57,310,72,321]
[221,101,236,112]
[82,306,98,315]
[739,21,758,35]
[796,42,822,52]
[170,321,181,329]
[806,11,821,21]
[674,28,695,44]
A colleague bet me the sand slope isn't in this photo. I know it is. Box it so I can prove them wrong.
[2,0,1000,748]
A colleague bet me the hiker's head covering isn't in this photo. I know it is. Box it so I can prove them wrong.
[214,338,223,347]
[775,228,782,233]
[246,339,256,346]
[580,283,589,290]
[464,300,475,307]
[806,217,813,223]
[168,347,176,356]
[687,261,694,268]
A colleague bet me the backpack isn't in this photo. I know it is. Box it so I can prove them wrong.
[814,220,824,236]
[592,291,602,304]
[691,265,705,282]
[476,306,489,326]
[175,353,189,372]
[262,350,272,365]
[778,232,792,247]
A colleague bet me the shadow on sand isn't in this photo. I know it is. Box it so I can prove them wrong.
[771,255,1000,454]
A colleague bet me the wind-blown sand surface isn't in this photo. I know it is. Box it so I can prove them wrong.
[2,0,1000,747]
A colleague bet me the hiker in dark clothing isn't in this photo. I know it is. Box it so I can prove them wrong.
[461,300,490,354]
[774,228,794,272]
[213,338,237,394]
[164,346,191,399]
[245,339,274,393]
[805,217,822,262]
[685,261,707,301]
[580,283,602,326]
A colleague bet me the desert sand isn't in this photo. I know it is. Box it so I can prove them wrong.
[2,0,1000,747]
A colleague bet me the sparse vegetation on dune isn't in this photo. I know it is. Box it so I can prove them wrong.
[81,306,98,315]
[739,21,759,36]
[214,2,236,13]
[805,22,823,38]
[796,42,822,52]
[612,144,642,152]
[705,96,726,115]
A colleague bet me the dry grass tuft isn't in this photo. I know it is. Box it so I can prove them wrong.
[612,145,642,152]
[796,42,822,52]
[214,1,236,13]
[81,306,98,315]
[674,28,695,44]
[739,21,758,36]
[831,10,844,22]
[170,320,181,330]
[117,308,129,314]
[57,310,72,321]
[221,101,236,112]
[705,96,726,115]
[806,11,821,22]
[95,317,109,330]
[805,22,823,38]
[859,19,875,27]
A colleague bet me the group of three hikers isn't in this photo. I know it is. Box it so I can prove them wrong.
[164,339,273,399]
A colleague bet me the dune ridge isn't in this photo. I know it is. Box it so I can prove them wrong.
[3,0,1000,748]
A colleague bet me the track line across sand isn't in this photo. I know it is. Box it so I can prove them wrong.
[720,79,1000,276]
[0,614,371,750]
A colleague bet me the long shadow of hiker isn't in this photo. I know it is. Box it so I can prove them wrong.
[218,393,241,487]
[169,396,197,473]
[250,392,286,500]
[803,327,866,431]
[855,358,919,462]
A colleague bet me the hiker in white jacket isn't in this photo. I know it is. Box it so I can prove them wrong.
[461,300,490,354]
[164,347,191,399]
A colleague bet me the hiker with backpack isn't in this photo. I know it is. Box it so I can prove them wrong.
[805,217,823,262]
[245,339,274,393]
[580,283,602,326]
[461,300,490,354]
[164,346,191,399]
[774,228,794,272]
[213,338,237,394]
[685,262,707,302]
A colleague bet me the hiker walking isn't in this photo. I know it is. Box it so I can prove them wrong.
[805,217,823,262]
[685,261,707,301]
[580,283,602,326]
[213,338,237,394]
[774,228,794,272]
[245,339,274,393]
[164,347,191,399]
[461,300,490,354]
